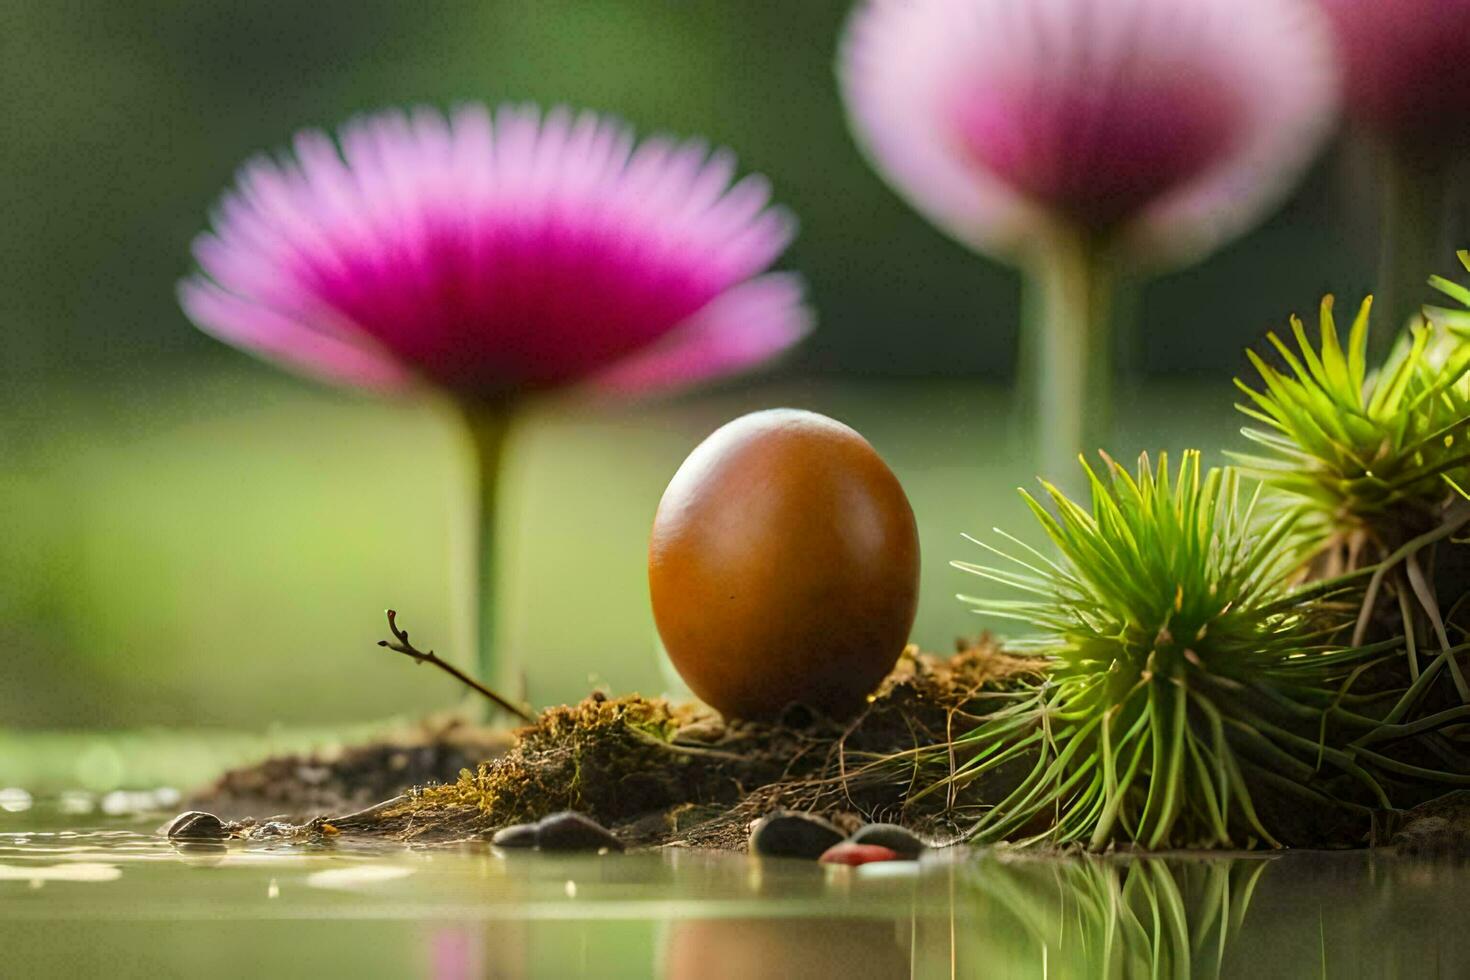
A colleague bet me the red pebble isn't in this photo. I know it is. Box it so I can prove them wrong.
[818,842,901,866]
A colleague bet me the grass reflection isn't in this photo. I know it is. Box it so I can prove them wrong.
[957,853,1273,979]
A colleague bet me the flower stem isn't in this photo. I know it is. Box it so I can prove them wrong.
[1023,228,1117,482]
[453,396,514,715]
[1372,138,1459,360]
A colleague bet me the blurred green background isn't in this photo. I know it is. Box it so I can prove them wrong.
[1,0,1384,737]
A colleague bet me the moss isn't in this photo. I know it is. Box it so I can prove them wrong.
[335,641,1046,848]
[410,695,725,833]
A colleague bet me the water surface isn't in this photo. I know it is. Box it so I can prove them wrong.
[2,798,1464,978]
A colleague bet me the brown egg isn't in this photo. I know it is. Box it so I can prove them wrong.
[648,409,920,719]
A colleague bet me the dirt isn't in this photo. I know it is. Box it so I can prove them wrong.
[204,641,1043,849]
[194,636,1470,854]
[191,716,513,823]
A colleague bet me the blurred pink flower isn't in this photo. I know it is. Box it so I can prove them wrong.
[180,104,811,399]
[1318,0,1470,140]
[838,0,1339,265]
[179,104,811,699]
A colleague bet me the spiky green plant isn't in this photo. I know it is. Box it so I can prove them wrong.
[1233,294,1470,568]
[938,451,1410,849]
[1234,277,1470,701]
[1423,250,1470,346]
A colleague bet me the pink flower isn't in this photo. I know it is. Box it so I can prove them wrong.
[1318,0,1470,140]
[180,104,811,399]
[179,104,811,700]
[838,0,1339,265]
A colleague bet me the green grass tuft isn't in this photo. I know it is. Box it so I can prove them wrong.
[942,452,1421,849]
[1232,292,1470,572]
[1233,267,1470,699]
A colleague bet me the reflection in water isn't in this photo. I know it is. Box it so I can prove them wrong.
[3,808,1469,978]
[655,852,1470,979]
[654,856,1269,979]
[429,925,485,980]
[957,854,1271,979]
[305,864,414,890]
[169,840,230,866]
[662,918,913,980]
[958,851,1470,977]
[0,862,122,883]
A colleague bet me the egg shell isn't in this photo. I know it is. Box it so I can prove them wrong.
[648,408,920,719]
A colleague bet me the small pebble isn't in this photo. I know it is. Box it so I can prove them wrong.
[490,822,539,849]
[535,812,624,852]
[819,842,901,866]
[849,823,925,858]
[750,811,845,860]
[673,719,727,744]
[164,810,227,840]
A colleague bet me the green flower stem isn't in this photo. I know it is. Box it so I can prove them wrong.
[453,396,514,712]
[1023,228,1117,482]
[1372,138,1458,360]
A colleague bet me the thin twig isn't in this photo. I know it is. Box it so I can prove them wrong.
[377,609,536,724]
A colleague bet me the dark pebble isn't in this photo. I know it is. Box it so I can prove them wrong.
[490,822,540,849]
[535,811,624,852]
[849,823,925,858]
[750,811,845,860]
[165,810,227,840]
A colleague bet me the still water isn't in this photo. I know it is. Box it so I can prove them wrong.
[1,797,1465,979]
